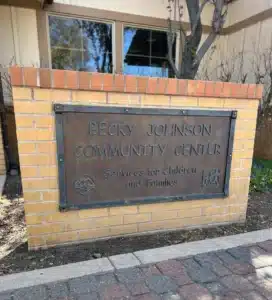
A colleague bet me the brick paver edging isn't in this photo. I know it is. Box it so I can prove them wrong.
[0,229,271,295]
[0,236,271,300]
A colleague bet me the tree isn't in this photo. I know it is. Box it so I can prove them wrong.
[167,0,234,79]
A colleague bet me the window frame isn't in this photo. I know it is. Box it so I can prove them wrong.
[46,13,116,73]
[42,10,181,77]
[121,23,180,77]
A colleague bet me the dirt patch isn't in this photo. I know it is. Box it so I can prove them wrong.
[0,175,25,269]
[0,175,271,276]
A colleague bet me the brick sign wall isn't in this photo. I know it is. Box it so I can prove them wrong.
[10,67,262,249]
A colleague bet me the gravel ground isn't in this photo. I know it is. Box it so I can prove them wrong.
[0,175,271,276]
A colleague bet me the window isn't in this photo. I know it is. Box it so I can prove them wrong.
[48,15,113,73]
[123,27,176,78]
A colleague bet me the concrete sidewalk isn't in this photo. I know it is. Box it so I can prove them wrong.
[0,230,271,299]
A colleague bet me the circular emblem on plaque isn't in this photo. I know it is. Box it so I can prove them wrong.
[74,176,95,195]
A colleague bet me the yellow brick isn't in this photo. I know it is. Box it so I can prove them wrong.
[44,211,78,222]
[45,231,78,245]
[78,228,110,241]
[233,139,255,151]
[21,166,39,178]
[23,178,57,190]
[138,220,165,232]
[72,91,106,103]
[93,215,123,227]
[12,87,32,100]
[139,202,182,213]
[238,110,258,120]
[108,93,140,105]
[241,159,252,169]
[39,166,58,177]
[36,142,56,154]
[17,129,54,141]
[28,236,45,248]
[141,95,170,106]
[235,130,256,140]
[110,224,138,236]
[207,214,230,223]
[231,158,241,169]
[16,116,35,127]
[248,100,260,108]
[231,168,251,178]
[41,190,59,201]
[203,206,227,216]
[18,143,36,154]
[230,178,250,195]
[109,206,138,215]
[139,199,212,213]
[152,210,178,221]
[124,213,150,224]
[228,205,247,214]
[20,154,54,166]
[28,223,65,236]
[68,219,87,231]
[229,213,245,222]
[224,99,259,109]
[182,215,227,226]
[178,207,202,218]
[64,220,91,231]
[16,129,37,141]
[35,116,54,128]
[78,208,108,219]
[24,202,57,214]
[34,89,51,101]
[24,191,42,202]
[138,218,185,232]
[226,194,248,205]
[236,120,256,130]
[51,89,71,102]
[198,98,224,108]
[137,203,160,213]
[14,101,51,114]
[232,149,254,160]
[37,130,54,141]
[171,96,198,107]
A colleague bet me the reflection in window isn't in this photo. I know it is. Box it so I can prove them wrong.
[49,16,113,73]
[123,27,176,78]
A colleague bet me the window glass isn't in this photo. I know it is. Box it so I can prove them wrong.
[49,16,113,73]
[123,27,176,78]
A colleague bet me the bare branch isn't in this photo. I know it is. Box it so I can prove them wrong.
[186,0,202,48]
[194,32,217,67]
[167,32,180,77]
[191,0,210,37]
[166,0,233,79]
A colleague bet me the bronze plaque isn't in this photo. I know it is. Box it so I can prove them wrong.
[54,105,236,210]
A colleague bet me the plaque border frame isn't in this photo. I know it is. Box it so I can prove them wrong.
[54,104,237,211]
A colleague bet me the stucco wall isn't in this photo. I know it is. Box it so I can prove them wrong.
[0,6,40,105]
[53,0,214,26]
[0,6,39,68]
[200,16,272,84]
[226,0,272,27]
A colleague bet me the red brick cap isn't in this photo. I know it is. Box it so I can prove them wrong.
[9,66,263,100]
